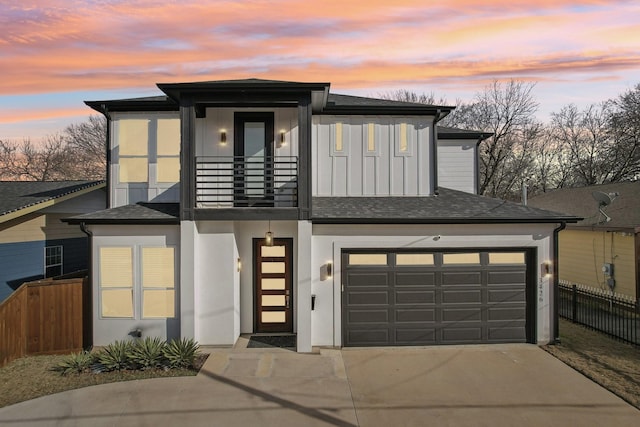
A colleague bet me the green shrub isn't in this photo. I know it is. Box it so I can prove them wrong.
[163,338,200,369]
[128,337,166,369]
[97,340,134,371]
[51,350,95,375]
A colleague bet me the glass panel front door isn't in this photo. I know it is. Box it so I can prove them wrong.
[255,238,293,333]
[234,112,274,205]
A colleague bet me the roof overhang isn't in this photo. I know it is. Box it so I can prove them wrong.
[0,182,106,224]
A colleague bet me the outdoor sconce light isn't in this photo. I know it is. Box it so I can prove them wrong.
[265,220,274,246]
[220,130,227,145]
[541,262,551,278]
[279,130,286,146]
[237,257,242,272]
[326,261,332,278]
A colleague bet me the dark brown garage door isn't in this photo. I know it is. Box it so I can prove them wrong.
[342,250,532,346]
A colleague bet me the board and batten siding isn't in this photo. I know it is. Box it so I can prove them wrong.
[312,116,433,197]
[559,229,636,299]
[110,112,181,207]
[437,139,477,194]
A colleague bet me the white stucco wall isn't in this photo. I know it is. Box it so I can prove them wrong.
[90,224,180,345]
[310,223,557,347]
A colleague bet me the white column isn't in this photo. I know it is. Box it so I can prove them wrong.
[296,220,313,352]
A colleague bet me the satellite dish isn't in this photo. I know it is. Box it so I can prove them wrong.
[591,191,619,223]
[592,191,613,206]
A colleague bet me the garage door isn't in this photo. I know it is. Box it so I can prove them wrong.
[342,250,531,346]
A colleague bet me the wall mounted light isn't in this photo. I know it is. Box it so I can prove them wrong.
[326,261,332,278]
[279,130,286,146]
[265,220,274,246]
[220,130,227,145]
[237,257,242,272]
[541,261,551,278]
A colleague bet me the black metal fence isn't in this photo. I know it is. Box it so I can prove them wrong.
[558,281,639,345]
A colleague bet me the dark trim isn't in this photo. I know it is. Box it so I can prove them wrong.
[64,218,179,225]
[234,112,275,205]
[475,137,483,195]
[430,115,438,196]
[311,217,580,225]
[79,223,93,349]
[85,99,178,115]
[636,232,640,303]
[438,131,493,140]
[193,208,300,221]
[253,237,294,333]
[341,247,537,346]
[525,247,538,344]
[319,106,451,115]
[298,94,312,219]
[180,101,196,221]
[103,109,112,209]
[553,222,567,343]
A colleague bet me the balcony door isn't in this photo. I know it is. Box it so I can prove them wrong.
[234,112,274,205]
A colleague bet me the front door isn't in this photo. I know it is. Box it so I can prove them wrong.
[234,112,274,205]
[254,238,293,333]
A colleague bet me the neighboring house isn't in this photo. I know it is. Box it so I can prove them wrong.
[529,181,640,300]
[66,78,577,351]
[0,181,106,302]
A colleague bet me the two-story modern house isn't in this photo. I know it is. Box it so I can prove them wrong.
[67,79,577,351]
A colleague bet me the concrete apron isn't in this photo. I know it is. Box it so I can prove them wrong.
[0,342,637,426]
[341,344,639,427]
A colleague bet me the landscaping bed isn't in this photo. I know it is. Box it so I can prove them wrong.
[542,318,640,409]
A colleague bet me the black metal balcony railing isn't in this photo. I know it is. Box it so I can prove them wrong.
[196,156,298,207]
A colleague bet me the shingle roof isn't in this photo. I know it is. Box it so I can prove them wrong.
[312,188,579,223]
[528,181,640,229]
[65,203,179,224]
[0,181,105,217]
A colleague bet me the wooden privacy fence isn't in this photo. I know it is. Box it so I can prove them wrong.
[0,277,90,367]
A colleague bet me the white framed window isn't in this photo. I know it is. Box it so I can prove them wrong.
[44,245,63,278]
[364,122,380,157]
[98,245,176,319]
[330,121,349,156]
[118,119,149,183]
[395,122,413,156]
[156,118,181,183]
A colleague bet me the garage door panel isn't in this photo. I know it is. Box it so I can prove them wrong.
[347,272,388,287]
[396,308,435,322]
[348,309,389,323]
[343,249,530,347]
[442,289,481,304]
[488,289,526,303]
[488,307,526,321]
[488,270,526,285]
[347,291,389,305]
[442,272,482,285]
[395,272,436,286]
[396,328,436,344]
[347,329,389,346]
[442,327,482,342]
[488,325,526,341]
[442,308,482,322]
[395,290,435,304]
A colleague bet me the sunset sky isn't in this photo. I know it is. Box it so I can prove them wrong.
[1,0,639,140]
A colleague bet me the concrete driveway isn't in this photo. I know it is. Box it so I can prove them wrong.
[0,342,637,426]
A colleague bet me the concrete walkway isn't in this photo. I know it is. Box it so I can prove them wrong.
[0,341,637,426]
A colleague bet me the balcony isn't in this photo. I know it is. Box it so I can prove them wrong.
[196,156,298,208]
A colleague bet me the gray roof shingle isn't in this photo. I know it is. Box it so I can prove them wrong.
[65,203,179,224]
[0,181,105,217]
[312,188,579,223]
[528,181,640,229]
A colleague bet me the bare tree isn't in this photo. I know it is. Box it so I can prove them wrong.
[450,80,542,200]
[0,115,106,181]
[377,90,462,127]
[63,115,107,180]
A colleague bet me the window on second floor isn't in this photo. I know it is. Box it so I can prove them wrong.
[117,117,180,184]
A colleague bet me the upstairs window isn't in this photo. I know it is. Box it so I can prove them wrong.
[156,119,181,183]
[44,246,63,277]
[118,119,149,183]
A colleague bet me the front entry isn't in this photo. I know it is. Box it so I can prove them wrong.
[254,238,293,333]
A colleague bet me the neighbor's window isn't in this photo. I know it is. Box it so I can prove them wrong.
[44,246,63,277]
[100,247,134,318]
[118,119,149,183]
[156,118,181,183]
[141,247,176,318]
